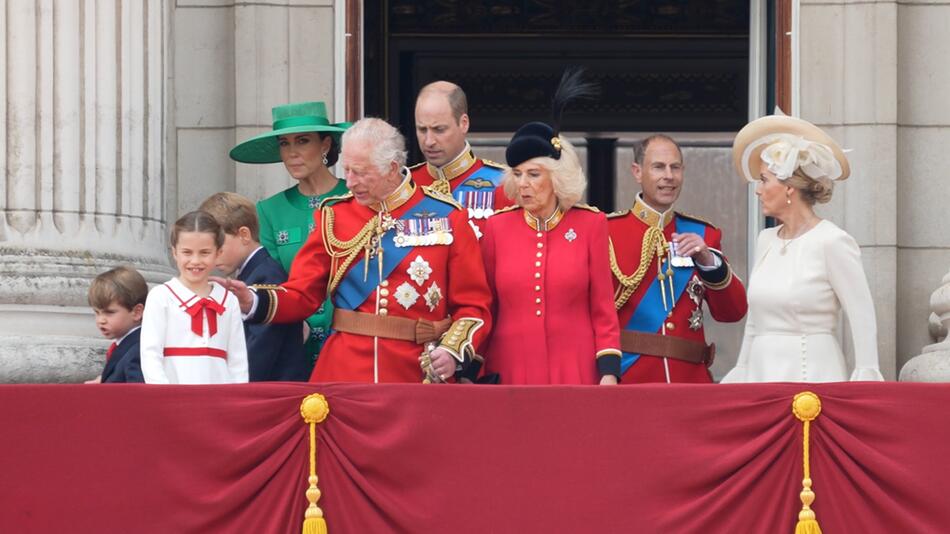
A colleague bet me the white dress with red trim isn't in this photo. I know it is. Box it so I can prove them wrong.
[140,277,249,384]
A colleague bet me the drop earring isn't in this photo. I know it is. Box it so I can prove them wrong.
[322,152,329,166]
[786,191,792,205]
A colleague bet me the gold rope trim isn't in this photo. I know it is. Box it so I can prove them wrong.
[321,208,381,296]
[609,226,667,309]
[792,391,823,534]
[300,394,330,534]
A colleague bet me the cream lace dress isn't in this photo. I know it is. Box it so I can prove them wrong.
[721,220,884,382]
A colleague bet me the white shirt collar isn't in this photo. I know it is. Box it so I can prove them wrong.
[236,246,265,278]
[116,325,141,346]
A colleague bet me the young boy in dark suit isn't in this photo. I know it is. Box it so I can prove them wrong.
[87,266,148,383]
[200,192,310,381]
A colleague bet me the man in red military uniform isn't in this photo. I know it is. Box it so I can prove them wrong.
[226,118,492,383]
[608,134,747,383]
[410,81,512,238]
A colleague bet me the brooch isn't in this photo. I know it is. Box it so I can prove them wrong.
[564,228,577,242]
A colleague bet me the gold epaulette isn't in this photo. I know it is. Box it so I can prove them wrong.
[490,205,521,217]
[675,211,718,229]
[421,185,463,209]
[408,161,426,171]
[480,158,506,170]
[607,209,631,219]
[574,203,601,213]
[317,192,353,209]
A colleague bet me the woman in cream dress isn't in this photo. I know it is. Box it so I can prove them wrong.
[721,113,884,382]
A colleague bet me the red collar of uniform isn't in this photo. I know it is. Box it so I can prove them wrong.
[370,169,416,213]
[425,143,476,182]
[632,195,675,228]
[523,207,564,231]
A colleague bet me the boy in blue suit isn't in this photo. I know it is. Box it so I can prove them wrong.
[200,192,310,381]
[86,266,147,383]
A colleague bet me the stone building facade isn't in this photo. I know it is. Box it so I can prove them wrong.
[2,0,947,381]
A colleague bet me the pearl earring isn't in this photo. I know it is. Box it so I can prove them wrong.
[786,191,792,205]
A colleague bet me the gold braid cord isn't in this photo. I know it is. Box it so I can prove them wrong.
[792,392,823,534]
[300,394,330,534]
[321,207,381,295]
[610,226,668,309]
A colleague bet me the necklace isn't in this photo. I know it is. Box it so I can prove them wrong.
[778,220,819,255]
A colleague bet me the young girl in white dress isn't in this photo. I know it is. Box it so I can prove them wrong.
[140,211,249,384]
[721,113,885,383]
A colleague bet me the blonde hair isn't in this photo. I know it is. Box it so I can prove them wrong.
[199,192,260,241]
[784,169,834,205]
[502,136,586,211]
[88,266,148,310]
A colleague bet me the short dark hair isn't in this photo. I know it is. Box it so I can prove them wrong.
[634,134,683,166]
[199,192,260,242]
[88,266,148,311]
[170,210,225,249]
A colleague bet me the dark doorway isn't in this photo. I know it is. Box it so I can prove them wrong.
[363,1,750,208]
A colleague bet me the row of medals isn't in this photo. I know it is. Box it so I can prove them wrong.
[458,190,494,220]
[393,217,454,247]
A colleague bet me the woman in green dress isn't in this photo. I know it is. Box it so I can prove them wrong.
[229,101,350,363]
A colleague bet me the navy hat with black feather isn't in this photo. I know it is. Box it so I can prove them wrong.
[505,67,598,168]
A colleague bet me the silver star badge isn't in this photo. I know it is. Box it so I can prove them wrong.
[688,306,703,331]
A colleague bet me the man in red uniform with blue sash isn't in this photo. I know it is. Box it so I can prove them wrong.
[227,118,492,383]
[608,135,747,383]
[410,81,511,238]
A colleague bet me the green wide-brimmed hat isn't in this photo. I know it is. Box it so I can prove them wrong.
[229,101,351,164]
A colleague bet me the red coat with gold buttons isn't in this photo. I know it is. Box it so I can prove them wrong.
[480,205,621,384]
[608,197,747,383]
[256,179,493,383]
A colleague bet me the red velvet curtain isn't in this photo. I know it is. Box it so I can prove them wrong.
[1,382,948,533]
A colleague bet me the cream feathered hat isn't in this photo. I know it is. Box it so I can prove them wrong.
[732,109,850,183]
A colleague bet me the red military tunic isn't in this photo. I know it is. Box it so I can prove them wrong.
[409,143,513,237]
[481,205,621,384]
[252,174,492,383]
[608,195,747,383]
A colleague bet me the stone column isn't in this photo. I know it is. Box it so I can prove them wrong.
[895,1,950,376]
[900,270,950,381]
[0,0,170,382]
[799,0,898,378]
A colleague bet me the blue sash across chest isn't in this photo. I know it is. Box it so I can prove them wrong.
[333,196,455,311]
[621,217,706,374]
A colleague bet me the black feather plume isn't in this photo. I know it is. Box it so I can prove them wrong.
[551,67,599,134]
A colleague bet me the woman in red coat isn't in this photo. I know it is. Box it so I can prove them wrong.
[480,121,621,385]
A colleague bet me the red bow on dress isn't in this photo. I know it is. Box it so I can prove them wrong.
[185,298,226,337]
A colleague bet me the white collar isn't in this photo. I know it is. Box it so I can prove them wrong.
[116,325,141,346]
[236,246,265,277]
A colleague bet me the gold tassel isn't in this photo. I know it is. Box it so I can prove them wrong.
[300,394,331,534]
[792,392,823,534]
